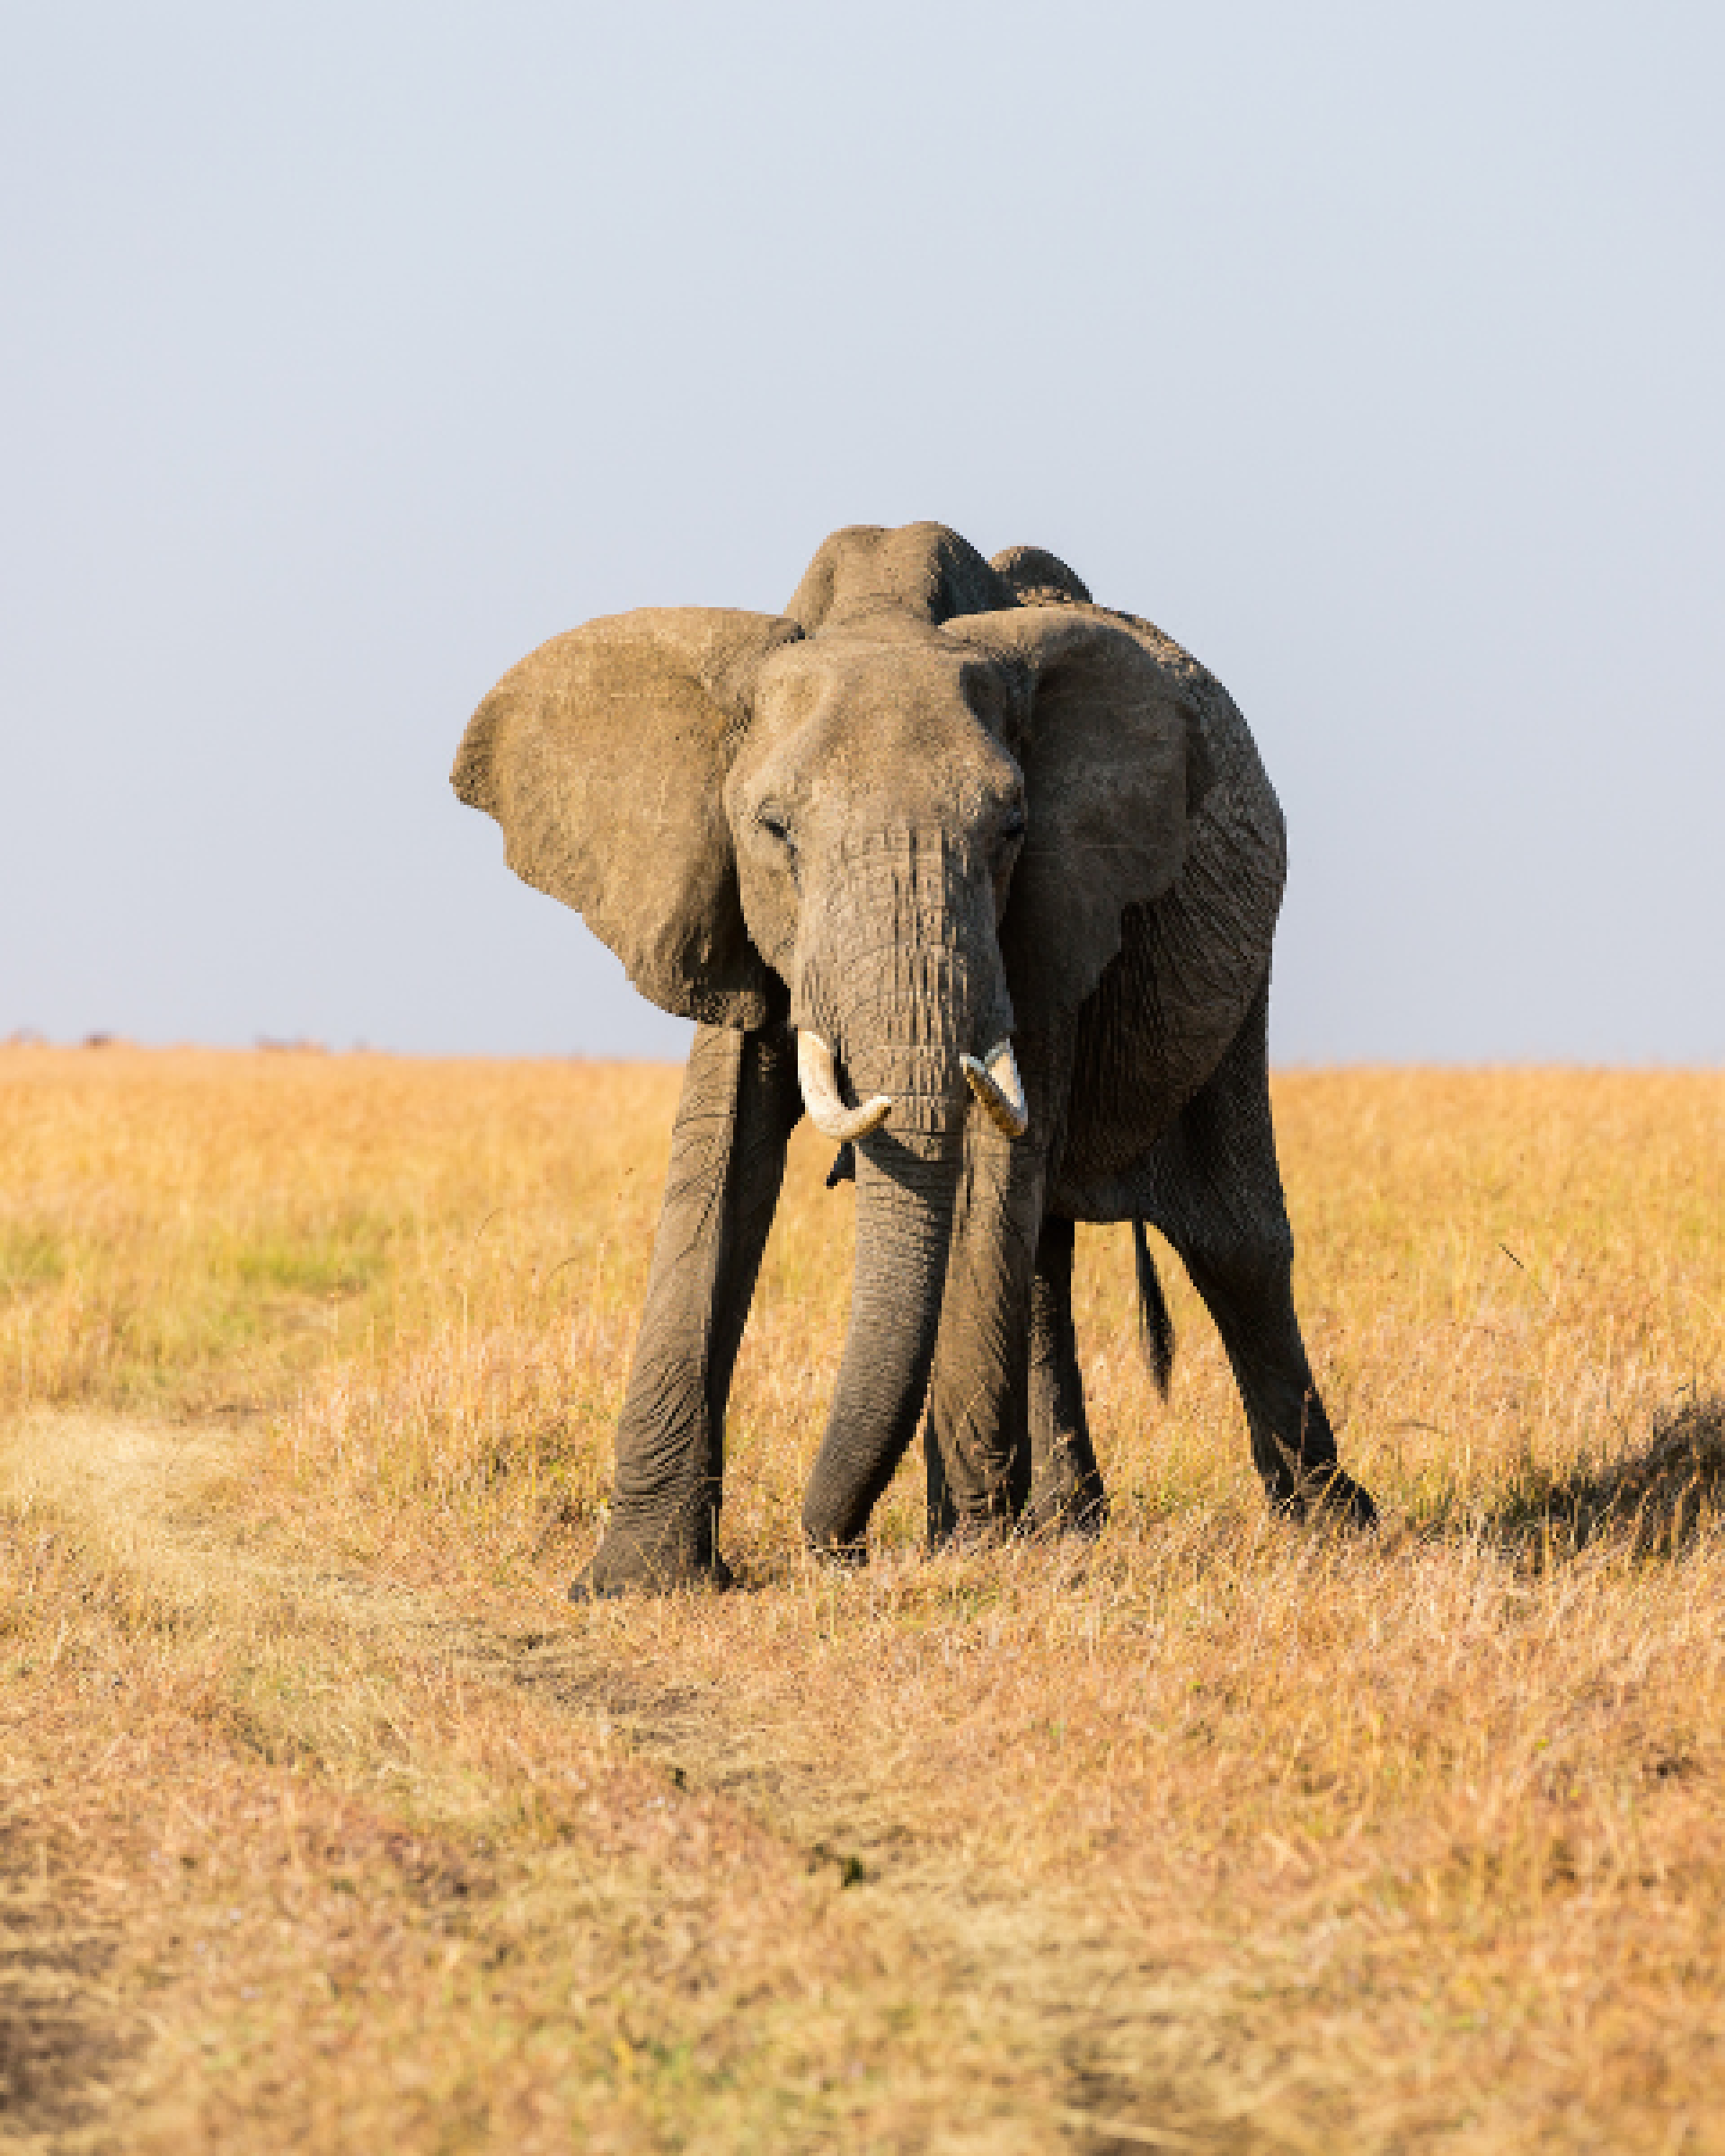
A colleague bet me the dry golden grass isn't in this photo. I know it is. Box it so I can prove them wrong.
[2,1044,1722,2152]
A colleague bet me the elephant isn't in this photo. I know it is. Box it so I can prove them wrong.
[453,521,1376,1594]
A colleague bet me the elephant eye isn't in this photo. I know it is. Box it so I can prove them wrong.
[759,807,794,852]
[1001,807,1027,844]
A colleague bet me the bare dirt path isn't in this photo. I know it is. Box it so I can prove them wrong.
[1,1410,1261,2155]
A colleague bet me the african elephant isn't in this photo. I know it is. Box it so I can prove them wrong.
[453,522,1376,1593]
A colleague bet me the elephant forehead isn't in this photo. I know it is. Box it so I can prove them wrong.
[749,687,1017,823]
[754,632,1015,743]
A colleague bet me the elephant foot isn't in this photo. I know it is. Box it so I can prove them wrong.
[803,1533,870,1570]
[956,1510,1016,1552]
[571,1514,734,1600]
[1020,1487,1109,1542]
[1021,1454,1109,1541]
[924,1499,1017,1556]
[1270,1464,1379,1533]
[570,1551,733,1601]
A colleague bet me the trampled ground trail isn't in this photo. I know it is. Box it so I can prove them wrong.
[0,1411,437,1637]
[1,1410,1258,2154]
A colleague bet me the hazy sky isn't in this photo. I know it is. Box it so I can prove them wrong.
[4,4,1721,1062]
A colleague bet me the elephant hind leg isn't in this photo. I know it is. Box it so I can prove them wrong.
[1023,1215,1108,1536]
[1137,981,1376,1528]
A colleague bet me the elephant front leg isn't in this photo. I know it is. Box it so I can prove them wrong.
[922,1038,1068,1548]
[1023,1214,1108,1535]
[575,1022,800,1598]
[920,1122,1035,1544]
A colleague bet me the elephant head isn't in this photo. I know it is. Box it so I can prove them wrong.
[454,522,1194,1550]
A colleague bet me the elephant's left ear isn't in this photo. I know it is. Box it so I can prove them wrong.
[958,608,1191,1029]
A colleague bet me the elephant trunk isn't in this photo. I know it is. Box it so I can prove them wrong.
[795,829,1012,1553]
[801,1132,962,1551]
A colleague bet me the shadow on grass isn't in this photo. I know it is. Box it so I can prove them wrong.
[0,1823,130,2140]
[1466,1393,1725,1562]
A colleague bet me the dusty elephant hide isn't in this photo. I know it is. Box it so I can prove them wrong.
[453,520,1376,1591]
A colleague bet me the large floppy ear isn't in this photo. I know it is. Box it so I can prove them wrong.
[453,607,803,1028]
[957,608,1191,1029]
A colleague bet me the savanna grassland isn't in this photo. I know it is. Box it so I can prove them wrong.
[2,1045,1722,2154]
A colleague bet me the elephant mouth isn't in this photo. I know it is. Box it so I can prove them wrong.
[796,1029,1027,1144]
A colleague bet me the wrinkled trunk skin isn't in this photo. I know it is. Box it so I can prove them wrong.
[796,831,1004,1555]
[801,1135,963,1551]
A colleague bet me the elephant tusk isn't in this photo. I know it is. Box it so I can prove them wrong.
[796,1031,892,1143]
[961,1039,1029,1140]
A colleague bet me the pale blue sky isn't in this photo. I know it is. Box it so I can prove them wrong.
[3,4,1721,1061]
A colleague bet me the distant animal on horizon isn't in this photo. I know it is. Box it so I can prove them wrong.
[453,521,1376,1595]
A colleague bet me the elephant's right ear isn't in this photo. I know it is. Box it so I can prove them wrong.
[453,607,803,1028]
[953,607,1192,1031]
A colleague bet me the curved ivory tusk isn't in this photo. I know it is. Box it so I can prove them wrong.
[796,1030,892,1143]
[961,1039,1029,1140]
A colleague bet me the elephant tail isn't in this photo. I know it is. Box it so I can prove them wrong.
[1132,1219,1176,1400]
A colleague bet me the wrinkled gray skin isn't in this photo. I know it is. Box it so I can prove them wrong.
[454,524,1376,1592]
